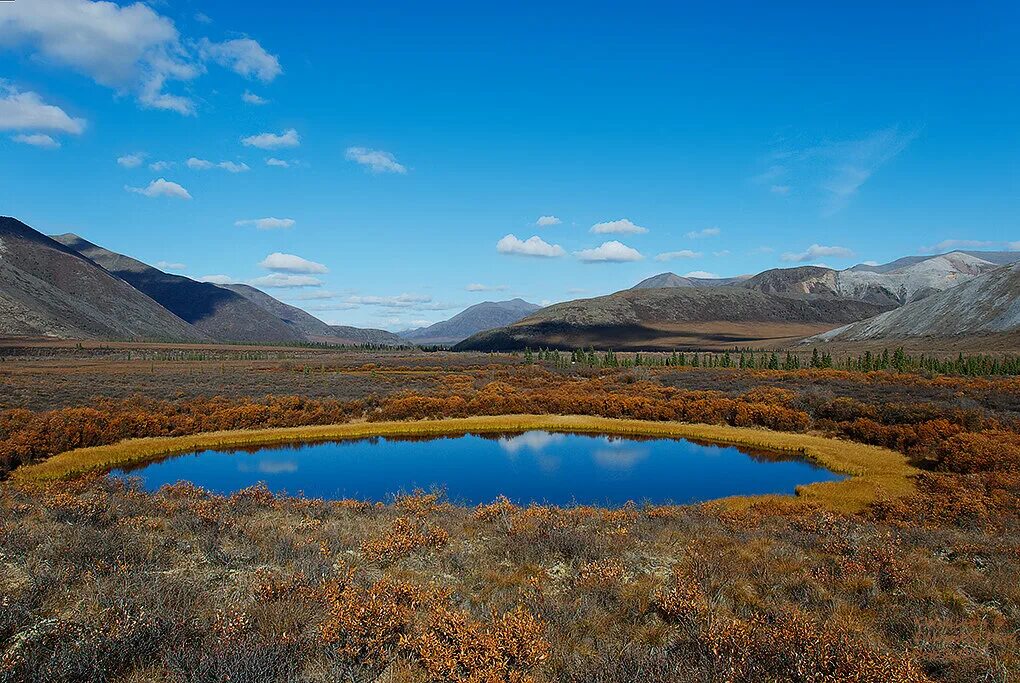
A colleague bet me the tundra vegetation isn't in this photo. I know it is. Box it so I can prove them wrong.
[1,345,1018,682]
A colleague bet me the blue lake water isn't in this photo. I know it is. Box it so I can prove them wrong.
[111,431,843,507]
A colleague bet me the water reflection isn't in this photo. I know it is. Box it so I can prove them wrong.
[112,430,842,507]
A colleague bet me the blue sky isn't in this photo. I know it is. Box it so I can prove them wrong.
[1,1,1017,330]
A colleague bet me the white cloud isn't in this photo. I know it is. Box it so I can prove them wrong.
[217,160,249,173]
[259,252,327,274]
[198,274,235,284]
[591,218,648,235]
[12,133,59,148]
[155,260,186,271]
[249,273,322,288]
[920,239,1020,254]
[536,215,561,227]
[0,0,201,114]
[654,249,701,262]
[199,38,281,82]
[187,157,249,172]
[235,217,295,230]
[683,271,720,279]
[344,293,434,308]
[117,153,145,168]
[194,12,212,25]
[466,283,508,292]
[265,157,289,167]
[344,146,407,174]
[860,260,879,266]
[575,240,644,263]
[149,160,172,171]
[496,234,565,258]
[684,227,720,239]
[125,178,191,199]
[0,85,86,134]
[242,128,299,149]
[186,157,214,169]
[305,302,360,312]
[242,89,268,105]
[713,250,731,257]
[781,244,855,263]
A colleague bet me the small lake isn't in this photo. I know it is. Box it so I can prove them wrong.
[111,431,842,507]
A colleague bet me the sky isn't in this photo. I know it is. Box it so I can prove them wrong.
[1,1,1018,330]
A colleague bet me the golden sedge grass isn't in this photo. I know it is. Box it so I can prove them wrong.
[11,415,917,513]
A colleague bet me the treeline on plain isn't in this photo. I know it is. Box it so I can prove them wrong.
[521,346,1020,377]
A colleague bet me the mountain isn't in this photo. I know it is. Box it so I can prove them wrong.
[849,250,1020,273]
[454,287,891,351]
[632,273,750,289]
[53,234,305,344]
[811,262,1020,344]
[740,252,1005,306]
[0,217,206,341]
[400,298,542,345]
[220,284,405,345]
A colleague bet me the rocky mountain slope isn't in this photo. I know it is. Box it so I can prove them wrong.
[811,262,1020,343]
[0,218,206,341]
[454,287,890,351]
[400,298,541,345]
[53,235,305,344]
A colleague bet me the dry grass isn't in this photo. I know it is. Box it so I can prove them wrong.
[11,415,916,513]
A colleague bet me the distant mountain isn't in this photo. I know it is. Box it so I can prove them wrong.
[454,287,890,351]
[850,250,1020,273]
[0,217,205,341]
[811,262,1020,343]
[400,298,542,345]
[53,234,305,344]
[632,272,749,289]
[742,252,1005,306]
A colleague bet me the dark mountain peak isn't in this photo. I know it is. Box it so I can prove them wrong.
[400,298,541,345]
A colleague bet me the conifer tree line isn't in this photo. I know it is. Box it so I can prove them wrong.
[518,346,1020,377]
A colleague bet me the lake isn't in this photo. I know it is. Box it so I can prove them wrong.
[111,430,842,507]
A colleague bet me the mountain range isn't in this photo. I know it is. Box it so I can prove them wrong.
[3,215,1018,351]
[458,251,1020,351]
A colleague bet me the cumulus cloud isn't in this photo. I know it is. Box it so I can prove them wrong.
[654,249,702,262]
[155,260,186,271]
[235,217,295,230]
[125,178,192,199]
[242,89,268,105]
[0,0,200,114]
[344,146,407,174]
[536,215,561,226]
[496,234,565,258]
[575,240,644,263]
[683,271,720,279]
[0,0,282,115]
[242,128,299,149]
[199,38,281,82]
[217,161,249,173]
[117,153,145,168]
[186,157,214,170]
[259,252,328,274]
[591,218,648,235]
[12,133,59,148]
[684,227,721,239]
[0,85,86,135]
[249,273,322,288]
[149,160,172,171]
[265,157,289,167]
[781,244,855,263]
[344,293,434,308]
[198,274,235,284]
[920,239,1020,254]
[466,283,508,292]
